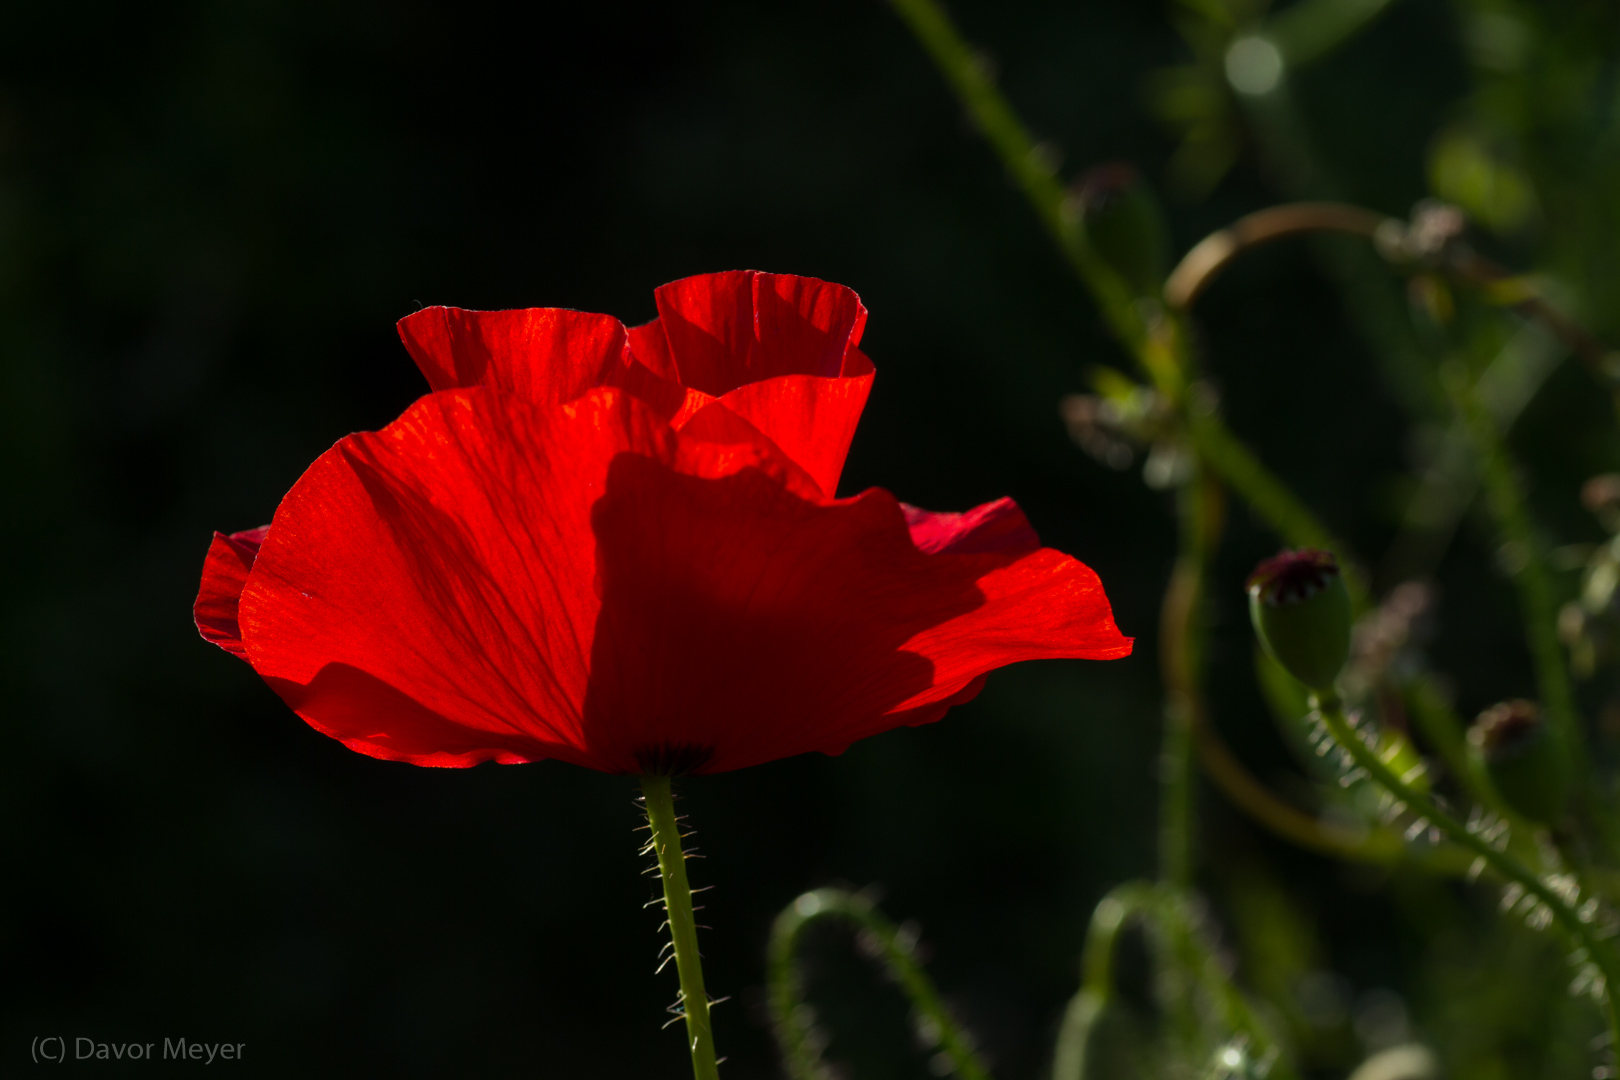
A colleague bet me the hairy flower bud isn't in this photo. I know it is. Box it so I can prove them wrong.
[1247,549,1352,694]
[1068,163,1170,300]
[1468,700,1572,825]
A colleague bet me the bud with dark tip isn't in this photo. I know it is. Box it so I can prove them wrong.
[1067,163,1171,300]
[1468,700,1572,825]
[1247,549,1352,694]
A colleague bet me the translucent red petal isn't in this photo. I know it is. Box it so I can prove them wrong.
[232,388,1130,771]
[194,526,270,659]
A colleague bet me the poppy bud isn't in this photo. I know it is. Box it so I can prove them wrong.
[1467,700,1572,825]
[1247,549,1352,695]
[1067,163,1171,300]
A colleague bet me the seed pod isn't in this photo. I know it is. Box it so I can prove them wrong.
[1247,549,1352,695]
[1069,163,1171,301]
[1468,700,1572,825]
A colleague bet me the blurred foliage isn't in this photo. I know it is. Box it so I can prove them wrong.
[8,0,1620,1076]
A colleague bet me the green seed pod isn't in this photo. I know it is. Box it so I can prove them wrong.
[1247,549,1352,695]
[1468,700,1573,825]
[1069,163,1171,301]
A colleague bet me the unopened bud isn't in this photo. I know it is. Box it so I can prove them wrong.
[1068,163,1170,301]
[1468,700,1572,825]
[1247,549,1352,694]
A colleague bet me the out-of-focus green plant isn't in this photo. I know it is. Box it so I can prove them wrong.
[766,0,1620,1075]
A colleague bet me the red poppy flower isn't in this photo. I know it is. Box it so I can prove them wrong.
[196,271,1131,773]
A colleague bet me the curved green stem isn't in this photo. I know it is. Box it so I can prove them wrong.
[1055,882,1299,1080]
[1078,883,1159,999]
[768,888,990,1080]
[641,775,720,1080]
[1052,884,1159,1080]
[1311,693,1620,1044]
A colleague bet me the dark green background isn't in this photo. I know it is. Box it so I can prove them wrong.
[2,0,1605,1075]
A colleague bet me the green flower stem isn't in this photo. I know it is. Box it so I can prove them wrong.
[1311,692,1620,1044]
[1056,882,1299,1080]
[640,775,720,1080]
[885,0,1362,594]
[1191,715,1411,863]
[1052,884,1159,1080]
[1183,406,1366,607]
[1078,883,1158,1000]
[1156,465,1224,1051]
[767,888,990,1080]
[883,0,1144,353]
[1160,464,1222,889]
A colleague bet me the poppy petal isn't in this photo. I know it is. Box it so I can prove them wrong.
[233,386,1129,774]
[582,462,1132,773]
[238,388,667,767]
[705,369,874,497]
[651,271,868,396]
[396,305,629,405]
[626,318,679,382]
[195,526,271,659]
[902,497,1041,555]
[674,400,824,501]
[236,387,801,769]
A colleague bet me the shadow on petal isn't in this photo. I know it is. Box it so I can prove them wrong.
[581,452,999,774]
[263,664,583,768]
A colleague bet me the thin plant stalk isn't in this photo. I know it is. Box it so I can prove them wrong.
[641,775,721,1080]
[767,888,991,1080]
[1182,406,1364,603]
[885,0,1360,583]
[883,0,1141,349]
[1054,882,1299,1080]
[1160,464,1221,889]
[1311,691,1620,1044]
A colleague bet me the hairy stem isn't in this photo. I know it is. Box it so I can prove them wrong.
[1055,882,1299,1080]
[641,774,720,1080]
[1311,693,1620,1044]
[883,0,1143,351]
[1190,712,1418,864]
[768,888,990,1080]
[886,0,1360,588]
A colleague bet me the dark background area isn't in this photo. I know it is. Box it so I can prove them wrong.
[3,0,1609,1075]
